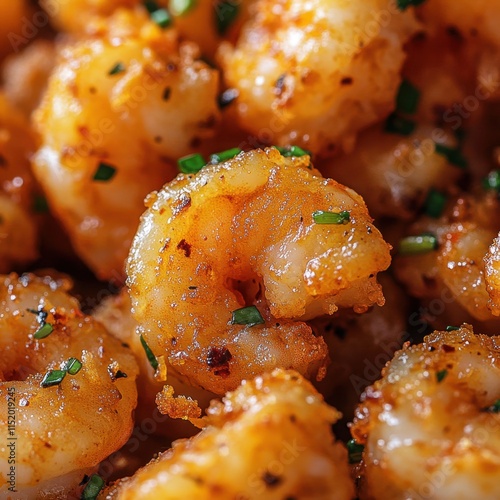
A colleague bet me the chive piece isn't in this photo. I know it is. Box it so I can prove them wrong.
[347,439,364,464]
[312,210,350,225]
[40,369,66,388]
[151,8,172,28]
[108,62,126,76]
[231,305,265,327]
[65,357,82,375]
[34,323,53,339]
[396,0,426,11]
[445,325,460,332]
[486,400,500,413]
[385,113,416,136]
[217,88,239,109]
[436,369,448,383]
[33,195,49,213]
[169,0,196,16]
[424,189,446,218]
[177,153,206,174]
[482,170,500,191]
[93,162,116,182]
[140,335,159,371]
[396,80,420,115]
[81,474,105,500]
[215,1,240,35]
[434,144,468,169]
[209,148,241,164]
[275,145,311,158]
[398,234,438,256]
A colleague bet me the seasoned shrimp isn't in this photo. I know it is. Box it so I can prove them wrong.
[351,325,500,500]
[127,147,391,394]
[32,9,220,279]
[0,273,138,498]
[104,369,355,500]
[485,232,500,316]
[218,0,419,155]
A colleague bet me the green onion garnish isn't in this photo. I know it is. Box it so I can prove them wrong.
[151,8,172,28]
[434,144,468,169]
[215,0,240,35]
[140,334,159,371]
[108,62,126,76]
[445,325,460,332]
[312,210,350,225]
[385,113,416,136]
[482,170,500,191]
[33,195,49,213]
[398,234,438,256]
[485,400,500,413]
[230,305,265,327]
[274,145,311,158]
[34,323,53,339]
[396,0,426,11]
[396,80,420,115]
[347,439,364,464]
[93,162,116,181]
[40,369,66,388]
[81,474,105,500]
[169,0,196,16]
[177,153,206,174]
[436,369,448,383]
[209,147,241,164]
[65,357,82,375]
[424,189,446,218]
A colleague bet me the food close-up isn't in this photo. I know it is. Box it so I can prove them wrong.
[0,0,499,499]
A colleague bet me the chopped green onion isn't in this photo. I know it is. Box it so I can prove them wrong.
[65,357,82,375]
[396,80,420,115]
[140,335,159,371]
[434,144,468,169]
[436,369,448,383]
[33,195,49,213]
[485,400,500,413]
[385,113,416,136]
[108,62,126,76]
[143,0,160,12]
[81,474,105,500]
[482,170,500,191]
[231,305,265,327]
[274,145,311,158]
[40,369,66,388]
[398,234,438,256]
[93,162,116,182]
[151,8,172,28]
[424,189,446,218]
[215,0,240,35]
[34,323,53,339]
[396,0,427,11]
[209,147,241,164]
[177,153,206,174]
[445,325,460,332]
[169,0,196,16]
[347,439,364,464]
[312,210,351,225]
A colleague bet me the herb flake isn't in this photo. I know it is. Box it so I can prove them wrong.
[231,305,265,327]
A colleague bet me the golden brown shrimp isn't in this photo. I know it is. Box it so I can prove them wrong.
[0,273,138,498]
[103,369,355,500]
[127,147,391,395]
[485,232,500,316]
[218,0,419,155]
[32,9,220,279]
[351,325,500,500]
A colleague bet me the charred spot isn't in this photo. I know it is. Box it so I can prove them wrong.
[44,442,52,448]
[79,475,90,486]
[334,326,347,340]
[154,136,163,143]
[207,347,232,367]
[108,363,128,382]
[166,62,177,72]
[198,114,217,129]
[340,76,353,85]
[422,275,437,290]
[177,239,192,257]
[441,344,455,353]
[262,471,282,487]
[217,88,239,109]
[447,25,464,40]
[274,73,287,96]
[289,414,296,423]
[190,136,202,149]
[171,337,177,346]
[172,193,192,215]
[188,286,197,290]
[163,87,171,101]
[121,342,130,349]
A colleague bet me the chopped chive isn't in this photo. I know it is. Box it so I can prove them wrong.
[231,305,265,327]
[34,323,53,339]
[424,189,446,218]
[396,0,427,11]
[445,325,460,332]
[436,369,448,383]
[65,357,82,375]
[40,369,66,388]
[396,80,420,115]
[169,0,196,16]
[312,210,350,225]
[151,8,172,28]
[209,147,241,164]
[108,62,126,76]
[482,170,500,191]
[274,145,311,158]
[385,113,416,136]
[217,88,239,109]
[434,144,468,169]
[33,195,49,213]
[140,334,159,371]
[347,439,364,464]
[215,0,240,35]
[81,474,105,500]
[485,400,500,413]
[177,153,206,174]
[93,162,116,182]
[398,234,438,256]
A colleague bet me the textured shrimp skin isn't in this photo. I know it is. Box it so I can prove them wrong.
[0,274,138,499]
[103,369,355,500]
[127,148,391,394]
[351,325,500,500]
[485,233,500,316]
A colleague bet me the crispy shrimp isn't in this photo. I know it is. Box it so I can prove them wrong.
[32,9,220,279]
[218,0,419,155]
[127,147,391,394]
[351,325,500,500]
[0,273,138,498]
[104,369,355,500]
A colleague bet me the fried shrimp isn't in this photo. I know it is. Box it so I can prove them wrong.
[104,369,355,500]
[351,325,500,500]
[127,147,391,394]
[485,232,500,316]
[32,9,220,279]
[0,273,138,498]
[218,0,419,155]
